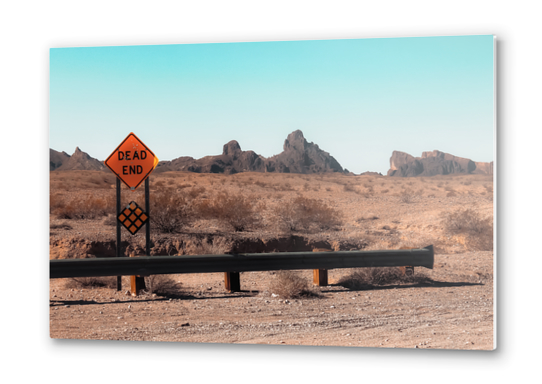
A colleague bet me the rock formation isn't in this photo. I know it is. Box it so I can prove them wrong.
[154,130,344,174]
[50,149,71,171]
[264,130,343,174]
[54,147,105,171]
[387,150,492,177]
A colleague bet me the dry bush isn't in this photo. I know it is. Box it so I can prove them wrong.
[442,209,493,251]
[197,193,260,232]
[399,189,415,204]
[343,183,356,193]
[275,196,342,233]
[268,271,320,299]
[187,186,206,199]
[356,214,379,223]
[337,267,432,290]
[152,180,165,189]
[183,237,232,255]
[64,276,117,289]
[51,194,115,219]
[150,192,193,233]
[50,193,65,212]
[144,275,183,296]
[50,222,73,230]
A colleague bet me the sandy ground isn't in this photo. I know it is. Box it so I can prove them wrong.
[50,251,493,350]
[49,171,494,350]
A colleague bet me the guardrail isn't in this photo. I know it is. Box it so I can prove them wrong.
[50,246,434,293]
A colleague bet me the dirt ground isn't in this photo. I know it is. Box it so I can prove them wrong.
[49,171,494,350]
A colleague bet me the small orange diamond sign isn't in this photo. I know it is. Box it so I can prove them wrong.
[118,201,149,235]
[105,133,159,190]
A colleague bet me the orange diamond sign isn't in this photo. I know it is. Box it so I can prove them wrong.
[105,132,159,190]
[118,201,149,235]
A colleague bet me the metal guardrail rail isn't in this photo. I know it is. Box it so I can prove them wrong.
[50,246,434,279]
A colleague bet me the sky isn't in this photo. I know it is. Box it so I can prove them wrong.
[49,35,495,175]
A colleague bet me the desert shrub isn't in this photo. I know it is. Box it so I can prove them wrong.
[343,183,356,193]
[150,192,193,233]
[187,186,206,199]
[64,276,117,289]
[442,209,493,251]
[183,237,232,255]
[197,192,259,232]
[399,189,415,204]
[144,274,183,296]
[51,194,115,219]
[50,222,73,230]
[337,267,431,290]
[152,180,165,189]
[268,271,319,299]
[275,196,342,233]
[356,214,379,223]
[279,182,293,191]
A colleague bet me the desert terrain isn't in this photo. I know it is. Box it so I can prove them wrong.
[49,170,494,350]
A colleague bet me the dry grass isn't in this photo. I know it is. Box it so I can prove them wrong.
[442,208,493,251]
[274,196,342,233]
[337,267,432,290]
[182,237,232,255]
[150,191,193,233]
[64,276,117,289]
[268,271,320,299]
[144,275,183,296]
[50,170,494,254]
[196,192,260,232]
[51,193,115,219]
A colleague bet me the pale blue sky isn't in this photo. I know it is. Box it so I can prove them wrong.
[50,35,494,174]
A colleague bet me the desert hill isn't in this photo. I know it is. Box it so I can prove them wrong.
[50,149,71,171]
[50,130,344,175]
[154,130,345,174]
[387,149,493,177]
[53,147,105,171]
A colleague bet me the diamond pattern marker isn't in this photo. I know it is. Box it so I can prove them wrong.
[117,201,149,235]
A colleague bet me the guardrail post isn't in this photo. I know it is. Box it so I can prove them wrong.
[312,248,330,286]
[313,269,328,286]
[224,272,240,292]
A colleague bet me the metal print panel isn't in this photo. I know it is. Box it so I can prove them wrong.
[49,35,495,350]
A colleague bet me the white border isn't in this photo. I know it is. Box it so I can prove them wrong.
[2,0,538,382]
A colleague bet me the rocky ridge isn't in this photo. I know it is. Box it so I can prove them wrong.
[53,147,105,171]
[387,150,493,177]
[153,130,344,174]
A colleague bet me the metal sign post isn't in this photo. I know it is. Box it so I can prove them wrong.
[106,133,158,294]
[116,178,122,291]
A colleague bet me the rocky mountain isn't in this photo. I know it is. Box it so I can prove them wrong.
[154,130,344,174]
[53,147,105,171]
[387,149,493,177]
[265,130,343,174]
[50,149,71,171]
